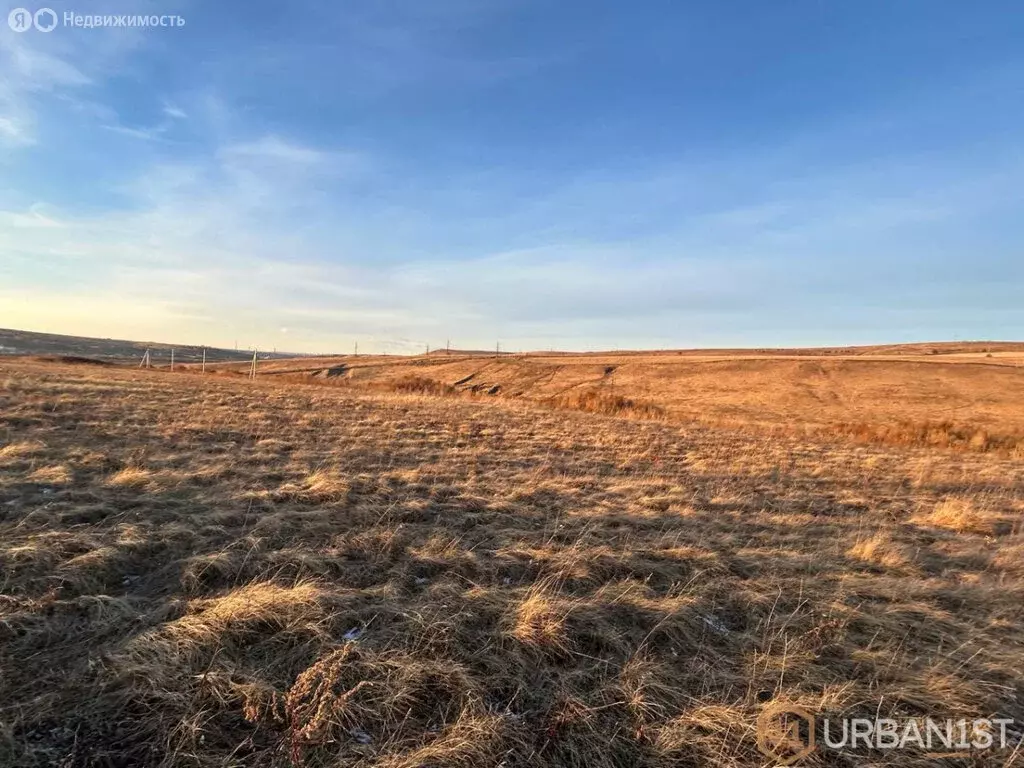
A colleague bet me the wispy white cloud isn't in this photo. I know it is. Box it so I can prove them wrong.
[0,114,33,146]
[101,123,168,141]
[3,203,63,228]
[221,136,326,164]
[0,32,87,147]
[0,0,167,150]
[162,103,188,120]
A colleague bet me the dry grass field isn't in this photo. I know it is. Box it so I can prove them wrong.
[2,357,1024,767]
[209,343,1024,456]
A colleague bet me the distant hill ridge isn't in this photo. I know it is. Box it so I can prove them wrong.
[1,326,1022,363]
[0,328,302,364]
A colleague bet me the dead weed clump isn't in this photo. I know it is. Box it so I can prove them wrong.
[548,390,665,420]
[387,376,457,397]
[824,419,1024,455]
[284,643,484,763]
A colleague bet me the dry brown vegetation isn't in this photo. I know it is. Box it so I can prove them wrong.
[216,346,1024,456]
[2,358,1023,767]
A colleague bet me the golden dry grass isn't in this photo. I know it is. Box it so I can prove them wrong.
[217,348,1024,455]
[1,358,1023,767]
[911,497,1005,536]
[844,532,913,569]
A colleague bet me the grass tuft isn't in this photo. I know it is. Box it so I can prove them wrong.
[912,497,999,535]
[106,466,154,488]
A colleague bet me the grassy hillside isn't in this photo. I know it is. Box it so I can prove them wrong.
[208,348,1024,454]
[0,327,299,364]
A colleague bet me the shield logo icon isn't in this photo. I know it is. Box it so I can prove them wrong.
[757,703,817,765]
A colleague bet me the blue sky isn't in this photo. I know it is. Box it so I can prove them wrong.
[1,1,1022,353]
